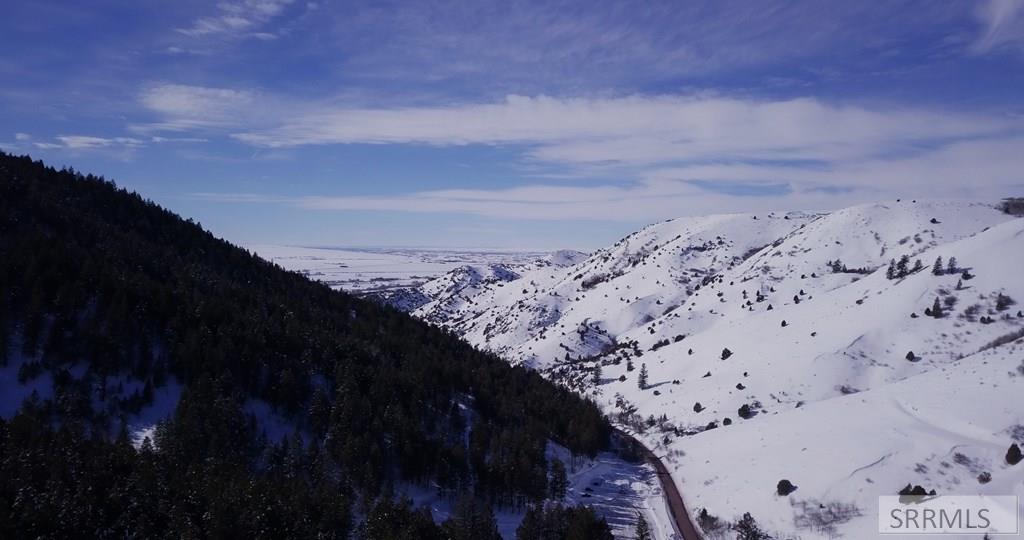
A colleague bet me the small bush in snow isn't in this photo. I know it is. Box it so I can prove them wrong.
[721,348,733,360]
[792,499,863,536]
[776,479,798,496]
[898,484,936,497]
[697,508,725,535]
[1007,443,1022,466]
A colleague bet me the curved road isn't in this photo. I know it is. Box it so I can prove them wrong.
[616,430,703,540]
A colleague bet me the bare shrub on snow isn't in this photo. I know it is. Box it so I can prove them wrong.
[792,499,863,537]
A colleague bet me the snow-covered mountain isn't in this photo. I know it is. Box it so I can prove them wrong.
[411,200,1024,539]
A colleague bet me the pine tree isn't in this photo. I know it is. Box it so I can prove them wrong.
[549,460,567,500]
[634,512,653,540]
[932,297,943,318]
[896,255,910,277]
[913,259,924,273]
[734,513,770,540]
[932,256,944,275]
[638,363,648,390]
[592,363,602,386]
[947,257,958,274]
[886,259,896,280]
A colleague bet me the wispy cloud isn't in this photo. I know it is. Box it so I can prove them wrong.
[151,83,1024,219]
[190,134,1024,221]
[136,86,1015,164]
[134,84,262,132]
[55,135,145,150]
[22,134,207,152]
[972,0,1024,54]
[177,0,294,39]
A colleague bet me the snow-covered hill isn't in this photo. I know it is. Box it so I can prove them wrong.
[411,200,1024,539]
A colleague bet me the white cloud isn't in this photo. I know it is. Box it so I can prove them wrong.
[222,93,1016,167]
[973,0,1024,53]
[55,136,145,150]
[22,132,211,152]
[177,0,294,39]
[190,135,1024,221]
[135,84,260,132]
[150,136,209,143]
[150,85,1023,220]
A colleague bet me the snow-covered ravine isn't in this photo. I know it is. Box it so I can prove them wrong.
[407,200,1024,539]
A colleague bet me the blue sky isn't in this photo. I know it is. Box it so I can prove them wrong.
[3,0,1024,249]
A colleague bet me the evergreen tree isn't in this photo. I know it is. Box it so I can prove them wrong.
[947,257,958,274]
[932,297,943,318]
[886,259,896,280]
[638,363,648,390]
[634,512,653,540]
[734,512,770,540]
[896,255,910,277]
[913,259,924,273]
[516,505,612,540]
[442,496,501,540]
[932,256,944,275]
[592,363,602,386]
[549,460,567,501]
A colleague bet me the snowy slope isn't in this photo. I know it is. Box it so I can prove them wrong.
[413,200,1024,539]
[414,210,820,368]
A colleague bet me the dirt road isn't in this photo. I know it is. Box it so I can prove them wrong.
[616,430,703,540]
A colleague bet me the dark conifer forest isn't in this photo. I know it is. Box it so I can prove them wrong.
[0,152,612,538]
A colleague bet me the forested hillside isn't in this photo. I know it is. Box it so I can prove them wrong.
[0,152,611,539]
